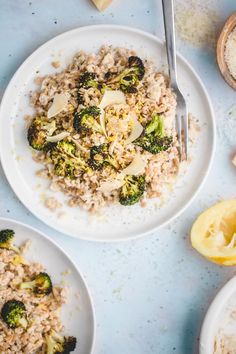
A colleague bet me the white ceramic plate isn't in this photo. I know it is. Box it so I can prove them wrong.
[200,276,236,354]
[0,25,215,241]
[0,217,95,354]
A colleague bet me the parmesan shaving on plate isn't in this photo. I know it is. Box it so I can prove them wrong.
[47,131,70,142]
[121,155,145,176]
[47,93,69,118]
[99,108,107,137]
[91,0,112,11]
[232,154,236,167]
[98,175,124,193]
[125,111,143,145]
[99,90,126,109]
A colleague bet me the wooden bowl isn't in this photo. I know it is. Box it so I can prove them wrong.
[217,12,236,90]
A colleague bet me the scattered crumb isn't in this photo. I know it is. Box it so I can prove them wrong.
[232,155,236,167]
[44,196,62,212]
[57,211,66,219]
[34,76,44,85]
[51,61,61,69]
[61,269,72,277]
[175,0,219,49]
[24,114,32,123]
[20,239,32,254]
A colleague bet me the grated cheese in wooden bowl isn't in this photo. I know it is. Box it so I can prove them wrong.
[225,27,236,80]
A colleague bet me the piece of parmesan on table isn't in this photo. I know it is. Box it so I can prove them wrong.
[232,154,236,167]
[91,0,112,11]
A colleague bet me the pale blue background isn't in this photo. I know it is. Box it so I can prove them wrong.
[0,1,236,353]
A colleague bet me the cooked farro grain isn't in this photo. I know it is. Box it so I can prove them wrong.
[0,239,68,354]
[26,45,197,212]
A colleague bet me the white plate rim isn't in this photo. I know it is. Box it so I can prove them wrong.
[0,216,96,353]
[0,24,216,242]
[200,276,236,354]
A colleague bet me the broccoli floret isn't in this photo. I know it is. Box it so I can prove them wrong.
[27,116,57,151]
[78,72,98,89]
[119,175,145,206]
[50,140,88,178]
[73,106,103,134]
[106,56,145,93]
[1,300,28,329]
[134,113,173,154]
[19,272,52,296]
[88,144,119,170]
[0,229,19,253]
[46,330,77,354]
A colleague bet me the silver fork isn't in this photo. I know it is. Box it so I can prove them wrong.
[161,0,188,160]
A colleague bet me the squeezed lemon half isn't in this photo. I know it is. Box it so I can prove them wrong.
[190,200,236,265]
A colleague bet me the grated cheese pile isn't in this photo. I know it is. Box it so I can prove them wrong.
[175,0,219,49]
[225,27,236,80]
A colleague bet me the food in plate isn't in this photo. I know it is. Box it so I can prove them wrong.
[0,228,77,353]
[191,199,236,265]
[27,45,196,213]
[214,329,236,354]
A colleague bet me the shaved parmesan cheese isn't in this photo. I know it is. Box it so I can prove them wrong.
[47,131,70,143]
[125,112,143,145]
[47,93,69,118]
[121,155,145,176]
[232,155,236,167]
[98,178,124,193]
[99,90,126,109]
[99,108,107,137]
[91,0,112,11]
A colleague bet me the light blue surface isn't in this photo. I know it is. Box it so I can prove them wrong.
[0,1,236,353]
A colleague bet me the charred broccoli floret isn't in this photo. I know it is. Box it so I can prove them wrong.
[88,144,119,170]
[19,272,52,296]
[107,56,145,93]
[46,330,77,354]
[134,113,173,154]
[27,116,56,151]
[1,300,28,329]
[50,140,88,178]
[73,106,103,134]
[77,72,112,104]
[78,72,98,89]
[0,229,19,253]
[119,175,145,206]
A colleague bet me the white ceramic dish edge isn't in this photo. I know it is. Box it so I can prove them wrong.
[200,276,236,354]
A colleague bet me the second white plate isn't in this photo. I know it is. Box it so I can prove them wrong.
[0,217,95,354]
[0,25,215,241]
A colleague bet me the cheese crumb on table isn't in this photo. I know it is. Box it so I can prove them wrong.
[175,0,219,49]
[225,27,236,80]
[91,0,112,11]
[232,154,236,167]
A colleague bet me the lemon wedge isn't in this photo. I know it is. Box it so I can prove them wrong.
[190,200,236,265]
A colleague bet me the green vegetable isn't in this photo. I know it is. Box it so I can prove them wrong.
[19,272,52,296]
[88,144,119,170]
[46,330,77,354]
[106,56,145,93]
[50,140,88,179]
[119,175,145,206]
[73,106,103,135]
[0,229,19,253]
[134,113,173,154]
[1,300,28,329]
[27,116,57,151]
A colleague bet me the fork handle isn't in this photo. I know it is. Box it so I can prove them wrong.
[161,0,178,87]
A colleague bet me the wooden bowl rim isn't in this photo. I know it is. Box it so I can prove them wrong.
[216,12,236,91]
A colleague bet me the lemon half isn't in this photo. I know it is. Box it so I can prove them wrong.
[190,200,236,265]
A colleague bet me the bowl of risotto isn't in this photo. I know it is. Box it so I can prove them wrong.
[0,25,215,240]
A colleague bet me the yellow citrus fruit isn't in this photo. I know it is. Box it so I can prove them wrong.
[190,200,236,265]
